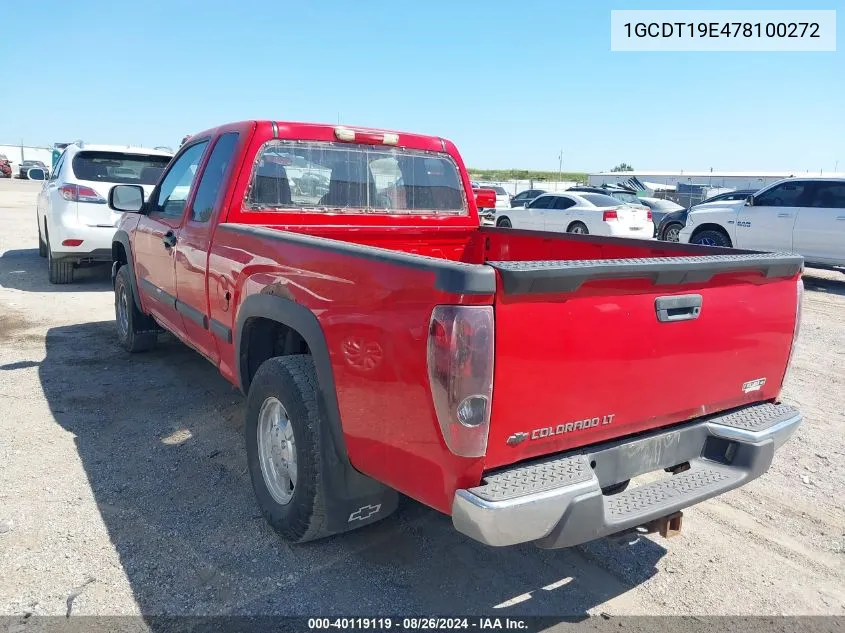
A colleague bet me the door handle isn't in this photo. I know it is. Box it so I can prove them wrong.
[777,213,792,218]
[655,294,702,323]
[162,231,177,248]
[836,216,845,220]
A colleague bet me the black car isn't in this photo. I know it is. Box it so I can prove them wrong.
[656,189,757,242]
[510,188,546,207]
[18,160,48,179]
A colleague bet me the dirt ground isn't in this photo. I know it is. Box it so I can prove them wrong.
[1,178,843,621]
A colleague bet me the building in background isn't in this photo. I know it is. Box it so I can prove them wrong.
[589,170,845,191]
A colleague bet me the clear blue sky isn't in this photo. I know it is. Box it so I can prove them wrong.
[1,0,842,172]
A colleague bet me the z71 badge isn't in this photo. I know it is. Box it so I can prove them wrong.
[507,414,616,446]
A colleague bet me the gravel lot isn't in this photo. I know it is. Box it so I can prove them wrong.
[1,178,843,620]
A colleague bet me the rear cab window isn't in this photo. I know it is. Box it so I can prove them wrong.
[72,151,172,185]
[245,141,467,215]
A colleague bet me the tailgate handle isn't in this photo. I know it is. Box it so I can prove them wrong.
[655,294,702,323]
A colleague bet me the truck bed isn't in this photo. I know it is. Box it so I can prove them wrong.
[215,222,801,509]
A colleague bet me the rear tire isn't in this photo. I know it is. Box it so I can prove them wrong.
[567,221,589,235]
[691,228,731,247]
[114,265,158,352]
[246,355,335,543]
[662,222,683,243]
[46,234,74,284]
[496,217,512,228]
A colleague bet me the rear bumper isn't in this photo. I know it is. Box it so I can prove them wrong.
[452,402,801,548]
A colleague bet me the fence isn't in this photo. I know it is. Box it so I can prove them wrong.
[474,179,581,196]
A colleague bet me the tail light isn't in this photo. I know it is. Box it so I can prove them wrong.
[427,306,494,457]
[781,278,804,390]
[646,210,653,221]
[335,126,399,146]
[602,209,618,221]
[59,184,106,204]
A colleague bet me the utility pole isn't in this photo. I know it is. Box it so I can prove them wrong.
[836,159,840,172]
[558,149,563,185]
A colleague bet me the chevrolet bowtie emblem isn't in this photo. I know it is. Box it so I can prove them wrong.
[506,432,529,447]
[348,504,382,522]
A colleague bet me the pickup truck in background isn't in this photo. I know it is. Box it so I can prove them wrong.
[108,120,804,548]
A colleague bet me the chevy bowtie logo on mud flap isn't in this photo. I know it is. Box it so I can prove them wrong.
[348,504,382,522]
[507,414,616,446]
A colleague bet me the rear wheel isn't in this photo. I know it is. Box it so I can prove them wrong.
[114,265,158,352]
[567,221,589,235]
[691,228,731,247]
[246,355,336,543]
[662,222,683,243]
[496,217,512,228]
[46,233,74,284]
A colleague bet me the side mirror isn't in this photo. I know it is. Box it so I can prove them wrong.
[109,184,145,213]
[523,201,530,208]
[474,188,497,210]
[745,196,754,206]
[26,167,46,181]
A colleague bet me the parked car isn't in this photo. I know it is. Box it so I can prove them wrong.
[35,143,173,283]
[495,191,652,237]
[18,160,49,179]
[680,178,845,267]
[657,189,757,242]
[510,188,546,207]
[108,119,803,549]
[567,185,648,212]
[637,197,684,234]
[484,185,512,209]
[0,154,11,178]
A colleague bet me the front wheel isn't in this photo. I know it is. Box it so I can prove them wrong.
[114,265,158,352]
[496,217,512,228]
[38,223,47,257]
[246,355,336,543]
[662,222,683,242]
[567,221,589,235]
[691,228,731,248]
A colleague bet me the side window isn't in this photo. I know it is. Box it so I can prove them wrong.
[190,133,239,222]
[529,196,552,209]
[809,183,845,209]
[152,142,208,218]
[754,181,809,207]
[553,196,575,210]
[50,153,65,181]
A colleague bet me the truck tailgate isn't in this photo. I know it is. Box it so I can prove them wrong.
[485,253,803,469]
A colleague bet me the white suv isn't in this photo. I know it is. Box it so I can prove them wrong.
[680,178,845,268]
[35,144,173,283]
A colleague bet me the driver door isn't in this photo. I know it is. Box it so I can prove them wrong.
[734,180,806,252]
[133,141,209,335]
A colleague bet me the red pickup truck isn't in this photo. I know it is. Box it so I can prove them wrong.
[108,120,804,548]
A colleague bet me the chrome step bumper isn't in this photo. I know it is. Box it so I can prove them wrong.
[452,403,801,548]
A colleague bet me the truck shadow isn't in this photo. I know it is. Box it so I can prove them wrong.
[802,272,845,297]
[0,248,111,292]
[39,320,666,621]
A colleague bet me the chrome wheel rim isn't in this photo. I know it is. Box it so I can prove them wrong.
[257,397,297,505]
[697,236,716,246]
[117,285,129,338]
[666,226,681,242]
[571,225,586,234]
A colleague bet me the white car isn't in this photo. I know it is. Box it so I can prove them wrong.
[35,143,173,283]
[494,192,653,238]
[679,178,845,267]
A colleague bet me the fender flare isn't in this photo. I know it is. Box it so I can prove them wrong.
[234,293,397,531]
[111,230,143,313]
[235,293,347,460]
